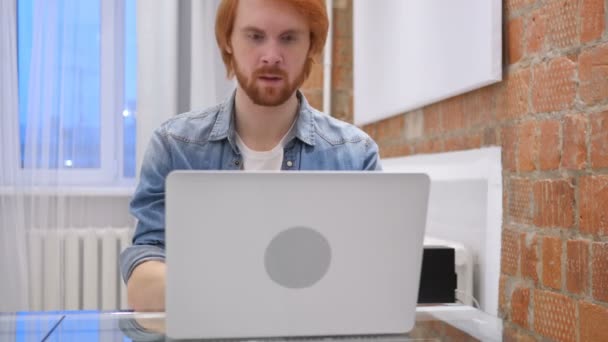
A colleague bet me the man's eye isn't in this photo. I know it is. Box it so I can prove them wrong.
[281,35,296,43]
[248,33,264,42]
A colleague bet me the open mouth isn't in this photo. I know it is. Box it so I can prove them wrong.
[259,75,283,82]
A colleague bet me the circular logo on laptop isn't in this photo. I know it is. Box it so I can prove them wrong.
[264,227,332,289]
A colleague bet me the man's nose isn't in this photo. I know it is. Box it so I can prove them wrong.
[261,42,283,66]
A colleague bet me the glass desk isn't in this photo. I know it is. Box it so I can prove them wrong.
[0,305,503,341]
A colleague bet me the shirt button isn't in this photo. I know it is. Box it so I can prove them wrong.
[286,161,293,168]
[234,160,241,166]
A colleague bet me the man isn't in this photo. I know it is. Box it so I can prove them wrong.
[121,0,381,312]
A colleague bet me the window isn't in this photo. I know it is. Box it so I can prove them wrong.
[16,0,137,184]
[123,0,137,178]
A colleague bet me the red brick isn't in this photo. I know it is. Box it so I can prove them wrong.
[379,144,412,159]
[503,327,537,342]
[331,65,351,90]
[523,331,538,342]
[414,139,443,155]
[518,121,538,172]
[592,242,608,302]
[542,236,562,290]
[441,96,466,131]
[502,125,518,171]
[362,123,377,142]
[580,301,608,342]
[526,8,546,54]
[423,103,442,136]
[591,111,608,168]
[496,69,531,120]
[330,90,353,123]
[484,127,498,146]
[521,233,539,283]
[403,111,424,141]
[562,114,588,170]
[502,229,520,276]
[499,274,509,314]
[505,0,535,12]
[511,287,530,328]
[545,0,580,49]
[375,115,404,142]
[581,0,606,43]
[532,57,576,113]
[503,182,509,223]
[444,136,466,152]
[508,178,533,225]
[566,240,589,295]
[503,325,518,342]
[507,17,524,64]
[332,36,352,67]
[579,175,608,236]
[533,179,575,228]
[580,43,608,105]
[302,62,323,89]
[465,86,496,128]
[533,290,576,342]
[464,133,482,150]
[332,5,352,39]
[301,89,323,111]
[539,120,561,170]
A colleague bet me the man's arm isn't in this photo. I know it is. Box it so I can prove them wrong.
[121,242,167,311]
[120,128,172,311]
[127,260,166,312]
[363,138,382,171]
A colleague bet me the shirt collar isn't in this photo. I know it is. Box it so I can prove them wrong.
[209,89,316,147]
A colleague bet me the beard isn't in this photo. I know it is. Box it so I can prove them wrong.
[234,62,307,107]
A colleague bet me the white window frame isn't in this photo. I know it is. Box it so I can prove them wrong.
[6,0,134,187]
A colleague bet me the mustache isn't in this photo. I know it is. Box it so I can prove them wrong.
[252,66,288,78]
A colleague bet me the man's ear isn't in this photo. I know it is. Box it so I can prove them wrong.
[307,42,315,59]
[307,50,315,63]
[226,37,234,54]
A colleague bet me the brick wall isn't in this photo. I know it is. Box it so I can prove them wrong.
[301,0,354,123]
[300,0,608,340]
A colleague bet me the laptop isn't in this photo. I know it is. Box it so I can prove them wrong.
[165,171,430,340]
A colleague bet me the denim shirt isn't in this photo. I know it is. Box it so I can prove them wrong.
[119,90,382,282]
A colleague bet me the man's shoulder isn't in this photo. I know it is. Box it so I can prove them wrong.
[157,104,223,144]
[309,108,374,147]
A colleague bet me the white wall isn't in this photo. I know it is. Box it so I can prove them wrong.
[353,0,502,126]
[381,147,502,315]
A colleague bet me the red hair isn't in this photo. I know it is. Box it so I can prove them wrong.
[215,0,329,79]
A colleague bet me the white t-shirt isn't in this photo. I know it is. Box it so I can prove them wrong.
[235,122,295,171]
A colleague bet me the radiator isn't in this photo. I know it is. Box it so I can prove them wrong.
[27,228,133,312]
